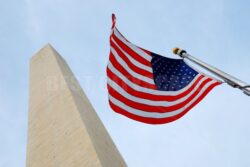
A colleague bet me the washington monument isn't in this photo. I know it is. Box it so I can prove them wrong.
[26,44,127,167]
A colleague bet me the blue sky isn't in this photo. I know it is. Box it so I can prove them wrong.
[0,0,250,166]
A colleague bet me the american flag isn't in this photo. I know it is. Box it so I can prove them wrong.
[107,14,221,124]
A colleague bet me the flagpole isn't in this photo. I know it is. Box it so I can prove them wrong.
[173,48,250,96]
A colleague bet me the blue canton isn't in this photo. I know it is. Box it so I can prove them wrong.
[151,53,198,91]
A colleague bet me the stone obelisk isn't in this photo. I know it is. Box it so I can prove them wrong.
[26,44,127,167]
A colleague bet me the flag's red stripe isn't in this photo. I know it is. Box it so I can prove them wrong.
[113,28,151,56]
[113,28,155,58]
[115,28,130,42]
[108,82,221,124]
[109,53,157,89]
[107,67,205,101]
[110,40,153,79]
[107,78,212,113]
[139,47,151,56]
[111,14,116,29]
[111,34,152,67]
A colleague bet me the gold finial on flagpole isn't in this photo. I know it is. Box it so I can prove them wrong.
[172,47,180,55]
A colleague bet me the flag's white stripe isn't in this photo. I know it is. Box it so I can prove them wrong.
[109,80,217,118]
[108,62,203,96]
[111,38,152,73]
[111,48,155,85]
[113,28,152,62]
[108,76,209,105]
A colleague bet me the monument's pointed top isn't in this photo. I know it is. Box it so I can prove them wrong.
[44,43,58,50]
[44,43,53,48]
[27,43,127,167]
[40,43,56,52]
[31,43,59,61]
